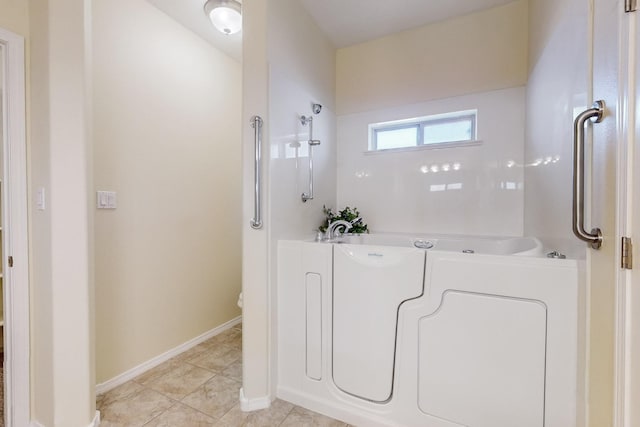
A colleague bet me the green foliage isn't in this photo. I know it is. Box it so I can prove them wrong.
[319,205,369,234]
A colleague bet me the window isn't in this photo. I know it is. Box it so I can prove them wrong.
[369,110,477,152]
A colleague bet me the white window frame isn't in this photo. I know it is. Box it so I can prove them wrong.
[369,110,478,152]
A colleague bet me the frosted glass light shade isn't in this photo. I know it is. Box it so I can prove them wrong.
[205,0,242,35]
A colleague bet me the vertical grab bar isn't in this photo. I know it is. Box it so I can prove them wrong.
[250,116,263,229]
[301,116,321,202]
[572,100,604,249]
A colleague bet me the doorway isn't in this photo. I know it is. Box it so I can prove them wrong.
[0,27,30,427]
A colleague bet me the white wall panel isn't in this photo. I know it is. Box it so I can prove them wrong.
[524,0,588,258]
[337,88,525,236]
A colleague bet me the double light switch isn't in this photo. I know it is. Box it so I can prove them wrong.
[97,191,117,209]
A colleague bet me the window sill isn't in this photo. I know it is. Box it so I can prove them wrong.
[365,140,483,155]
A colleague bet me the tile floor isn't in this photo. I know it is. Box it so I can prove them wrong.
[97,324,351,426]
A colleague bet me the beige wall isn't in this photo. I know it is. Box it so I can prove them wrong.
[93,0,242,383]
[29,0,95,425]
[29,1,54,422]
[240,0,270,403]
[0,0,29,36]
[3,0,100,422]
[336,0,528,115]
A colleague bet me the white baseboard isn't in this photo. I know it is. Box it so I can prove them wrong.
[89,411,100,427]
[239,387,271,412]
[30,411,100,427]
[96,316,242,395]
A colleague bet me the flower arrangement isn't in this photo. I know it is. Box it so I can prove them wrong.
[319,205,369,234]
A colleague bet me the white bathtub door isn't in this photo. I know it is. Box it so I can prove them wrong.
[418,291,547,427]
[332,244,424,402]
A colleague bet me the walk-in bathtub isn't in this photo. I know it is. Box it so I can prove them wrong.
[277,234,580,427]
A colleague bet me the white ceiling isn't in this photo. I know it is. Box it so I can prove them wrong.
[300,0,518,48]
[144,0,517,62]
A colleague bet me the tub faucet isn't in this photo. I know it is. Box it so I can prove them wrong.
[325,220,353,241]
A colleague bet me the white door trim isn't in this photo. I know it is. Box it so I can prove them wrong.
[620,6,640,427]
[614,7,630,426]
[612,6,638,427]
[0,27,31,427]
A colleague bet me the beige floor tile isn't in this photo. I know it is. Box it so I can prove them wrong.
[205,328,242,349]
[215,400,293,427]
[133,359,182,386]
[97,381,146,410]
[225,335,242,351]
[99,420,127,427]
[97,393,105,410]
[143,402,217,427]
[169,342,211,364]
[145,362,216,400]
[220,359,242,382]
[280,406,349,427]
[188,344,241,372]
[182,375,241,419]
[100,388,174,426]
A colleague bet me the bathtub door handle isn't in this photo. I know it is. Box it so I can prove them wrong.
[250,116,263,229]
[572,101,604,249]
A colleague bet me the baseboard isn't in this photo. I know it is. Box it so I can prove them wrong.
[89,411,100,427]
[30,411,100,427]
[239,387,271,412]
[96,316,242,395]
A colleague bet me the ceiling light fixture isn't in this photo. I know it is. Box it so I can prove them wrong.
[204,0,242,35]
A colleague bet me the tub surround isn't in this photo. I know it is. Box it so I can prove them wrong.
[334,1,527,238]
[525,0,589,258]
[337,87,525,237]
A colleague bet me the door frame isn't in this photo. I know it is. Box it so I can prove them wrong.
[618,6,640,427]
[0,27,31,427]
[613,5,640,427]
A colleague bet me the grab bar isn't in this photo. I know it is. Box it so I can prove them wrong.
[250,116,263,229]
[300,116,321,202]
[572,100,604,249]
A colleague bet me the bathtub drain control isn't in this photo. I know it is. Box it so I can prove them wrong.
[462,249,475,254]
[413,240,434,249]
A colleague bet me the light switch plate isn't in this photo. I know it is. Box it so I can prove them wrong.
[97,191,117,209]
[36,187,46,211]
[107,191,117,208]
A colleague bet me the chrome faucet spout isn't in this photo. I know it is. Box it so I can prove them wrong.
[325,220,353,241]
